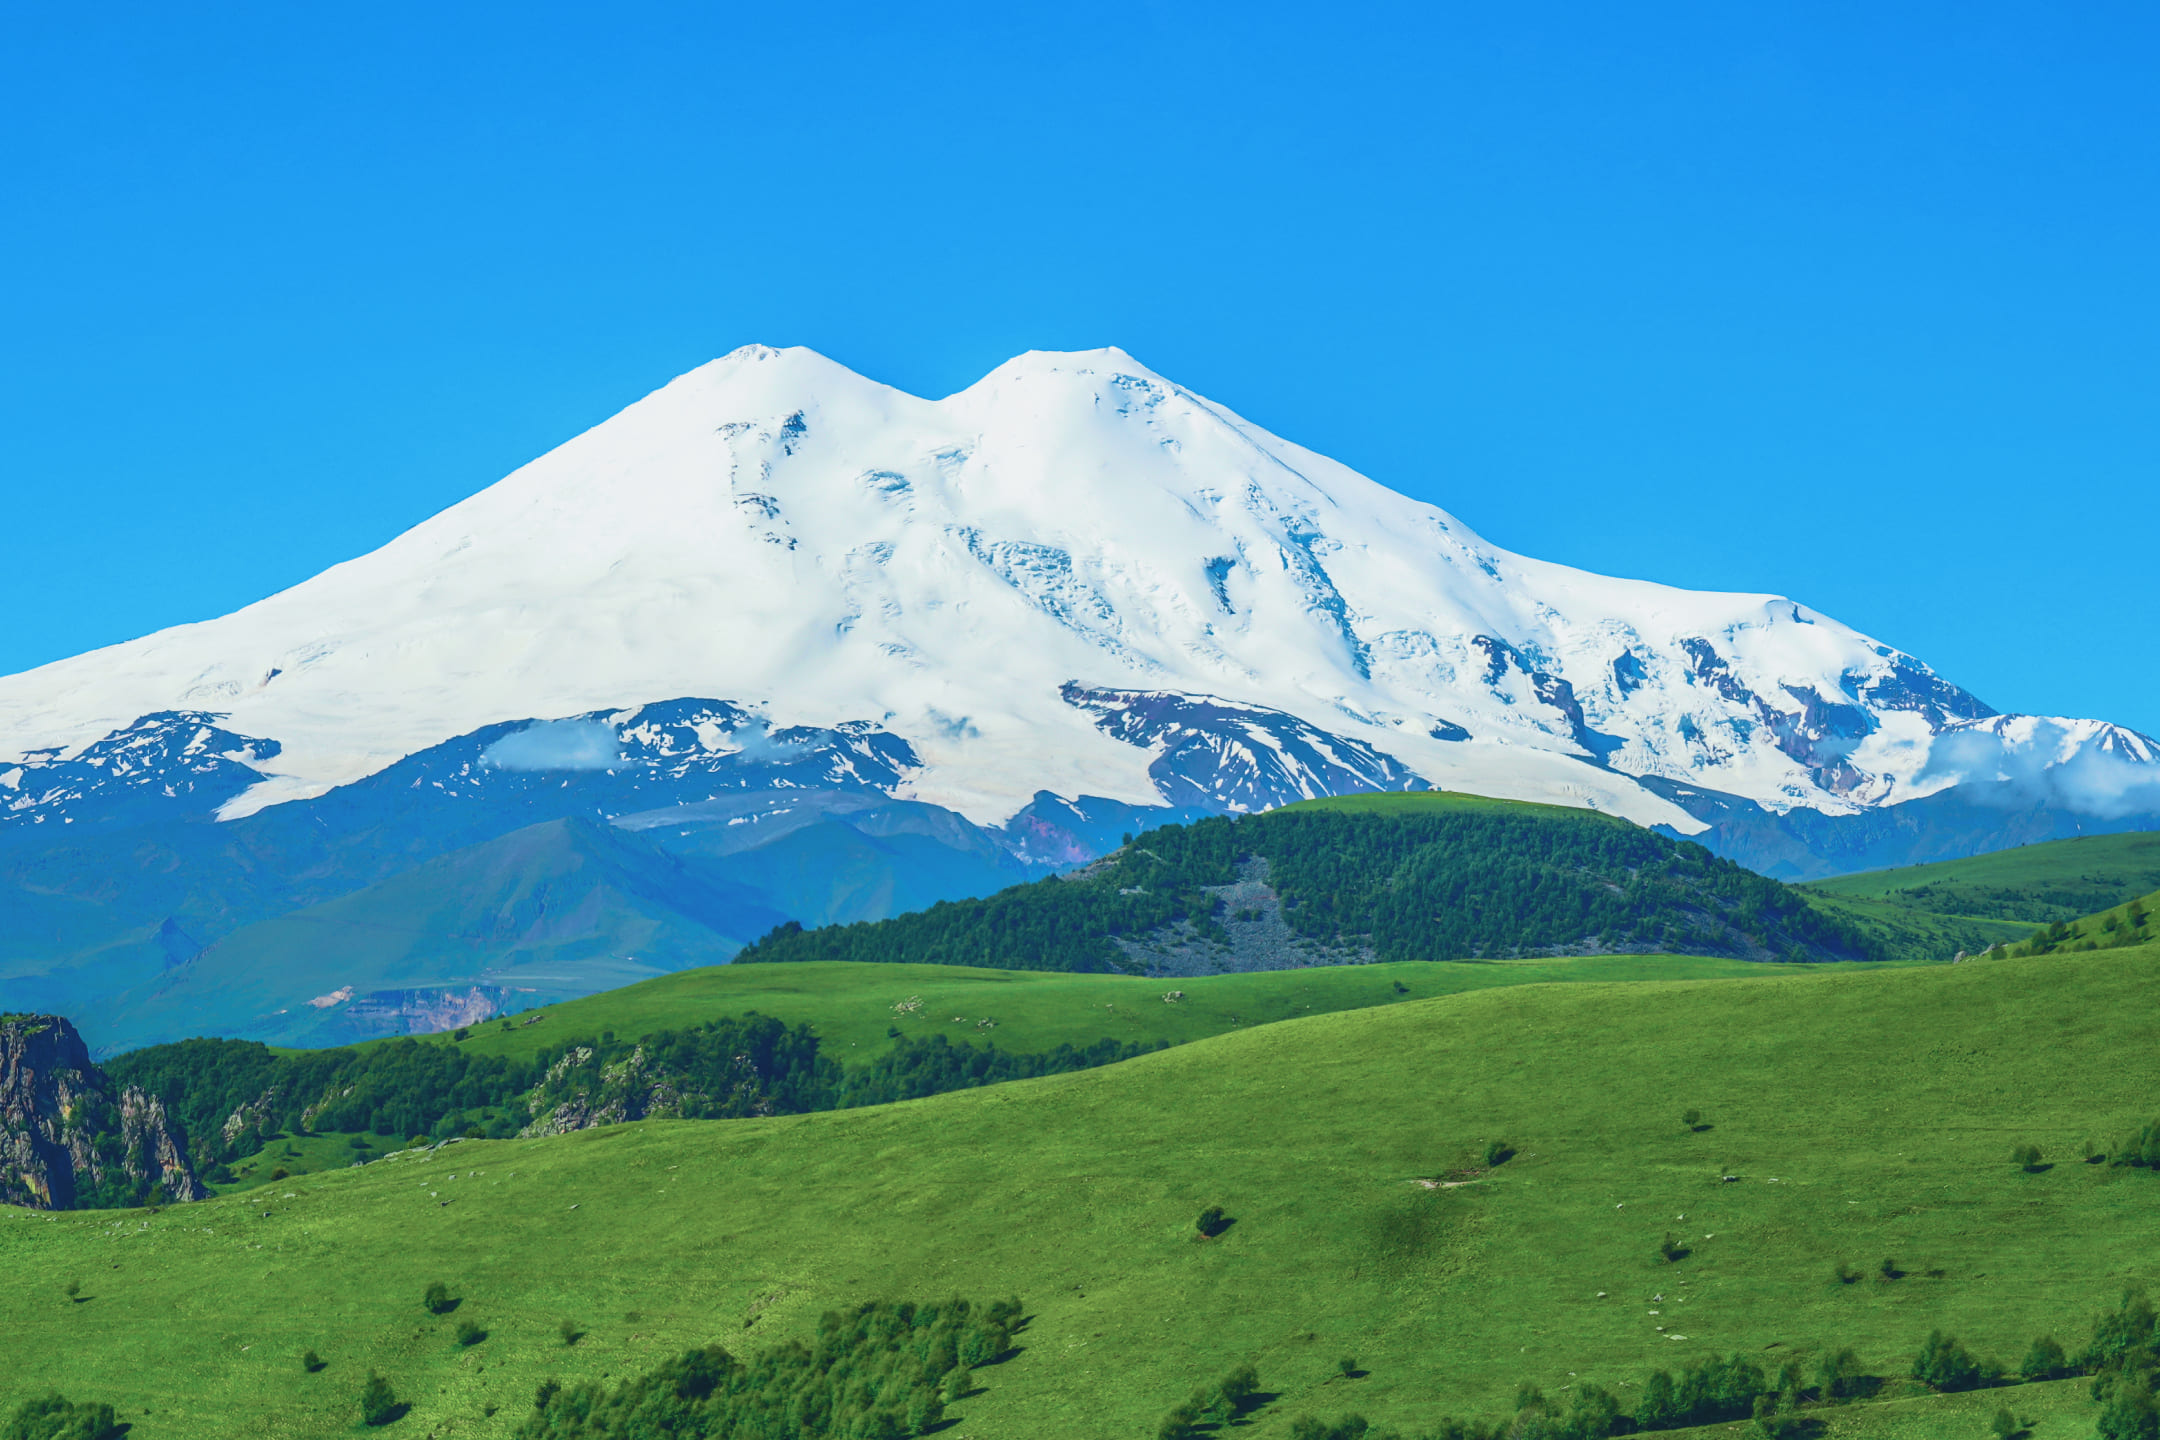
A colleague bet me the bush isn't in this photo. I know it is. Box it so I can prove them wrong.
[1833,1262,1861,1285]
[1485,1140,1516,1167]
[1880,1257,1904,1280]
[1817,1346,1865,1401]
[359,1371,398,1426]
[1991,1407,2022,1440]
[1682,1108,1703,1130]
[301,1348,325,1373]
[1157,1400,1202,1440]
[455,1319,486,1347]
[270,1167,289,1181]
[423,1280,456,1315]
[558,1318,582,1346]
[1659,1232,1691,1263]
[1290,1418,1372,1440]
[2099,1369,2160,1440]
[941,1367,975,1403]
[1195,1205,1230,1238]
[2012,1144,2044,1171]
[1211,1364,1262,1419]
[2,1393,124,1440]
[1338,1355,1359,1379]
[1914,1330,1990,1392]
[2022,1335,2070,1381]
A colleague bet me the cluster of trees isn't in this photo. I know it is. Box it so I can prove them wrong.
[514,1297,1018,1439]
[2010,896,2154,957]
[1282,1290,2160,1440]
[738,805,1878,973]
[1,1394,123,1440]
[106,1033,546,1167]
[91,1017,1165,1205]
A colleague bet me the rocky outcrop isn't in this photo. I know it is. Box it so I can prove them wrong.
[0,1014,207,1209]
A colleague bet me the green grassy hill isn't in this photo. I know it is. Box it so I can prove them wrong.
[13,943,2160,1438]
[736,792,1901,973]
[109,954,1815,1193]
[1805,833,2160,926]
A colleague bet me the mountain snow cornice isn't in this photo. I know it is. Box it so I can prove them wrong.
[1,343,2151,831]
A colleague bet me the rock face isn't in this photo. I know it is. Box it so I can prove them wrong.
[0,1014,207,1209]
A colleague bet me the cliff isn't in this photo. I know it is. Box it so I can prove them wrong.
[0,1013,207,1209]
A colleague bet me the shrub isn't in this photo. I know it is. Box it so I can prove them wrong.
[2022,1335,2069,1381]
[270,1167,289,1181]
[2099,1369,2159,1440]
[1833,1262,1861,1285]
[423,1280,456,1315]
[1213,1364,1262,1417]
[455,1319,486,1347]
[1195,1205,1230,1238]
[940,1367,975,1403]
[2012,1144,2044,1171]
[1880,1257,1904,1280]
[1290,1418,1372,1440]
[2,1393,124,1440]
[1158,1398,1203,1440]
[1913,1329,1989,1391]
[359,1371,398,1426]
[301,1348,326,1373]
[1817,1346,1865,1401]
[61,1281,78,1300]
[1337,1355,1359,1378]
[1682,1108,1703,1129]
[1990,1407,2021,1440]
[1659,1232,1691,1263]
[559,1318,582,1346]
[1485,1140,1516,1167]
[533,1379,561,1411]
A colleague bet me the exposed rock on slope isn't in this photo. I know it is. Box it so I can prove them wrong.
[0,1013,206,1208]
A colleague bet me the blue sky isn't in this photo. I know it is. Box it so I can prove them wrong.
[4,3,2156,730]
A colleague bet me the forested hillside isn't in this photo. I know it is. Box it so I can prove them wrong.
[737,793,1883,973]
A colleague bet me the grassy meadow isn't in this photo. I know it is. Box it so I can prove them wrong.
[9,941,2160,1438]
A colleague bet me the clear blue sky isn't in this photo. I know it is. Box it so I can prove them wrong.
[4,3,2156,731]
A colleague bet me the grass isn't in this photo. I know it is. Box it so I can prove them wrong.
[9,939,2159,1437]
[417,952,1883,1067]
[1806,832,2160,925]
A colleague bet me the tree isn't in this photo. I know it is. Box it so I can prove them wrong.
[1157,1398,1203,1440]
[1636,1370,1678,1429]
[1195,1205,1230,1238]
[1485,1140,1516,1167]
[301,1348,325,1373]
[359,1371,399,1426]
[455,1319,486,1347]
[1682,1108,1703,1130]
[1816,1346,1864,1401]
[1,1393,124,1440]
[559,1318,582,1345]
[1913,1330,1986,1392]
[2021,1335,2069,1381]
[940,1367,975,1404]
[1339,1356,1360,1379]
[2012,1144,2044,1172]
[423,1280,456,1315]
[2100,1369,2160,1440]
[1659,1233,1691,1263]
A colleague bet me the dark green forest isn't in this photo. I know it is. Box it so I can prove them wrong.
[736,803,1880,973]
[514,1297,1019,1440]
[101,1017,1166,1189]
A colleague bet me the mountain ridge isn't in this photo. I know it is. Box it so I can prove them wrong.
[6,343,2149,839]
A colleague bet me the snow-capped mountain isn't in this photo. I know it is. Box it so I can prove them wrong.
[2,343,2150,837]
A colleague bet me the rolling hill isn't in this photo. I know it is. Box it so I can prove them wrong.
[7,941,2160,1437]
[735,793,2004,973]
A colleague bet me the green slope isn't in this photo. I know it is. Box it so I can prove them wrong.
[427,952,1847,1067]
[1806,832,2160,926]
[11,944,2160,1438]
